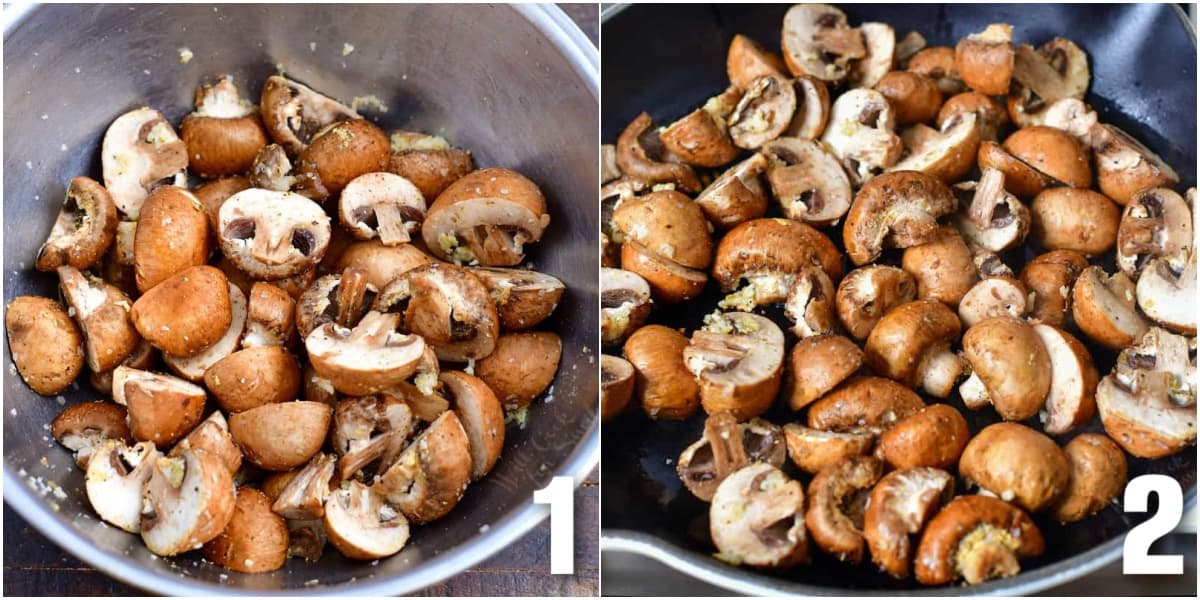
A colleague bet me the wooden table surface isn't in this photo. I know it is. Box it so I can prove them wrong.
[2,3,599,597]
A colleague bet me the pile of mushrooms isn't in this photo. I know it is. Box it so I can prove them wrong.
[601,3,1194,587]
[8,73,566,572]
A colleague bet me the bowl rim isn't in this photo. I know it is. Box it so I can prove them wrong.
[598,2,1196,596]
[1,3,599,595]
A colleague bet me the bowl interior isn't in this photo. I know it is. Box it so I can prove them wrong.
[4,3,597,593]
[601,3,1196,595]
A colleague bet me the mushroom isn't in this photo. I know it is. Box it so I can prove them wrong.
[1097,327,1196,458]
[1091,124,1180,206]
[783,267,838,338]
[601,354,636,422]
[616,190,712,303]
[864,300,966,399]
[387,132,476,201]
[958,317,1051,420]
[132,186,210,293]
[375,410,473,524]
[469,267,565,331]
[782,424,873,475]
[676,412,786,501]
[296,268,375,340]
[51,401,131,468]
[914,495,1044,585]
[727,33,788,90]
[323,479,409,560]
[1007,38,1091,128]
[229,401,332,471]
[1071,265,1150,349]
[820,89,904,186]
[713,218,841,310]
[162,282,247,381]
[875,404,970,471]
[1137,249,1196,334]
[180,77,268,178]
[761,136,852,226]
[202,488,288,573]
[709,463,808,568]
[339,172,426,245]
[954,23,1014,96]
[623,324,700,420]
[683,312,785,420]
[1117,187,1193,280]
[834,265,917,341]
[1031,187,1120,256]
[170,411,242,476]
[115,366,207,447]
[130,265,233,358]
[805,456,883,563]
[786,75,833,139]
[85,440,160,532]
[1033,324,1099,435]
[894,30,927,67]
[888,112,980,183]
[373,263,500,362]
[848,23,896,89]
[957,276,1029,328]
[272,452,336,520]
[306,311,427,396]
[101,107,189,219]
[194,176,252,233]
[952,167,1031,253]
[442,370,506,480]
[332,396,414,481]
[259,75,359,156]
[89,338,155,396]
[843,170,958,266]
[140,445,237,556]
[726,75,796,150]
[336,240,435,290]
[1002,125,1092,189]
[614,113,701,192]
[781,3,865,82]
[421,167,550,267]
[620,239,709,304]
[908,46,966,95]
[875,71,942,125]
[474,332,561,409]
[976,140,1054,199]
[1037,97,1099,144]
[1020,249,1089,327]
[694,153,769,230]
[959,422,1070,512]
[217,188,332,279]
[600,268,652,346]
[863,466,955,579]
[901,226,978,308]
[937,92,1008,142]
[660,104,740,167]
[204,346,302,413]
[36,177,118,272]
[1048,433,1128,523]
[56,265,139,373]
[785,334,862,411]
[242,282,296,347]
[807,376,925,434]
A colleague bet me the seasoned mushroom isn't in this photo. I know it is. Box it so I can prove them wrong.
[132,186,210,293]
[786,75,833,139]
[474,332,561,409]
[140,445,237,556]
[442,370,505,480]
[937,92,1008,142]
[805,456,883,563]
[386,132,475,201]
[683,312,785,420]
[259,75,359,155]
[57,265,139,373]
[1037,97,1099,144]
[807,376,925,434]
[1031,187,1120,256]
[710,463,808,568]
[875,71,943,125]
[820,89,903,185]
[960,422,1069,512]
[101,107,188,219]
[1048,433,1128,523]
[36,177,118,272]
[242,282,296,347]
[713,218,841,310]
[469,267,564,331]
[421,168,550,267]
[782,424,873,475]
[217,188,332,279]
[615,190,712,303]
[865,300,966,399]
[180,77,268,178]
[332,396,414,481]
[296,268,375,340]
[1020,249,1088,327]
[660,104,740,167]
[785,334,862,411]
[624,325,700,420]
[324,479,409,560]
[600,268,652,346]
[848,23,896,89]
[863,467,955,579]
[620,239,709,304]
[52,401,131,468]
[952,168,1030,253]
[170,411,242,476]
[914,495,1044,585]
[130,266,232,358]
[1003,126,1092,189]
[1034,324,1099,435]
[162,282,246,381]
[695,153,769,229]
[89,338,155,396]
[306,311,427,396]
[373,263,500,362]
[783,267,838,338]
[908,46,965,95]
[376,410,473,524]
[335,172,427,247]
[901,226,978,308]
[202,488,288,573]
[761,137,852,226]
[614,113,701,192]
[888,112,981,183]
[1007,39,1090,126]
[229,401,332,471]
[957,276,1029,328]
[875,404,970,470]
[336,239,434,290]
[272,452,336,520]
[601,354,636,422]
[954,23,1014,96]
[1091,124,1180,206]
[1072,266,1150,349]
[958,317,1051,420]
[976,140,1054,199]
[727,33,788,90]
[249,143,298,192]
[85,440,160,532]
[115,366,206,447]
[194,176,252,234]
[1137,248,1197,335]
[204,346,302,413]
[677,412,786,501]
[835,265,917,341]
[1097,327,1197,458]
[727,75,796,150]
[781,3,865,82]
[1117,188,1194,280]
[843,170,958,266]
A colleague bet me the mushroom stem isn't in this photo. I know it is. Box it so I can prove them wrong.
[373,203,411,246]
[969,168,1004,228]
[335,269,371,328]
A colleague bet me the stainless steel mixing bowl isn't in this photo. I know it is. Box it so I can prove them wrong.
[3,3,598,594]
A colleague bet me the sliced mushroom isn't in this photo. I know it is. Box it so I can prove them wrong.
[888,112,980,183]
[901,226,978,308]
[1072,266,1150,349]
[713,218,842,309]
[976,140,1054,199]
[140,445,237,556]
[1117,188,1193,280]
[1048,433,1128,523]
[57,265,139,373]
[259,75,359,156]
[130,265,232,358]
[807,376,925,434]
[954,23,1014,96]
[132,186,210,293]
[1033,324,1099,435]
[474,332,561,409]
[52,401,131,468]
[614,113,701,192]
[957,276,1029,328]
[1098,327,1197,458]
[726,75,796,150]
[324,480,409,560]
[820,89,903,186]
[375,410,473,524]
[865,300,966,399]
[843,170,958,266]
[373,263,500,361]
[205,346,302,413]
[162,282,246,381]
[600,268,651,346]
[180,77,268,178]
[781,3,865,82]
[1091,124,1180,206]
[1137,249,1197,335]
[336,239,434,290]
[101,107,188,219]
[36,177,118,272]
[848,22,896,89]
[782,424,873,475]
[834,265,917,341]
[875,404,970,470]
[695,153,769,230]
[338,172,426,245]
[1037,97,1099,144]
[217,188,332,280]
[112,366,205,448]
[727,33,788,90]
[677,412,786,502]
[683,312,785,420]
[229,401,332,471]
[1020,249,1088,327]
[624,325,700,420]
[1003,125,1092,189]
[914,495,1044,585]
[1031,187,1120,256]
[783,267,838,339]
[937,92,1008,142]
[660,105,740,167]
[786,334,862,411]
[273,453,336,520]
[863,466,954,579]
[960,422,1070,512]
[85,440,160,532]
[710,463,808,568]
[601,355,636,422]
[805,456,882,563]
[332,396,414,481]
[614,190,712,272]
[306,311,427,396]
[952,167,1030,252]
[762,136,852,226]
[202,487,288,573]
[387,132,476,200]
[620,240,708,304]
[170,411,242,476]
[958,317,1051,420]
[908,46,965,95]
[421,168,550,267]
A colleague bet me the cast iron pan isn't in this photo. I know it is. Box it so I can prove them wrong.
[600,3,1196,595]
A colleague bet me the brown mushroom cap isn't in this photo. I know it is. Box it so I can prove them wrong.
[420,168,550,267]
[376,410,473,524]
[1048,433,1128,523]
[888,113,981,183]
[181,78,268,178]
[259,75,359,156]
[242,282,296,347]
[193,176,252,234]
[1092,124,1179,206]
[901,226,978,308]
[1033,324,1099,435]
[600,267,652,346]
[115,366,207,447]
[1116,188,1194,280]
[295,268,375,340]
[323,479,409,560]
[36,176,118,272]
[960,422,1070,512]
[624,325,700,420]
[782,424,874,475]
[807,376,925,434]
[865,300,965,398]
[620,240,709,304]
[140,446,237,556]
[876,404,970,470]
[614,113,701,192]
[130,266,232,357]
[601,354,636,422]
[914,494,1044,585]
[1003,126,1092,188]
[781,3,864,82]
[762,137,852,226]
[843,170,958,266]
[834,265,917,341]
[727,33,788,90]
[695,153,769,230]
[336,240,434,291]
[373,262,500,362]
[710,463,808,568]
[133,186,210,293]
[805,456,883,563]
[937,92,1008,142]
[204,345,301,413]
[202,487,288,573]
[713,218,842,297]
[614,190,712,270]
[677,412,786,501]
[1020,249,1088,326]
[954,23,1014,96]
[683,312,785,420]
[787,75,833,139]
[229,401,332,471]
[1031,187,1120,256]
[271,452,336,520]
[660,105,740,167]
[976,140,1054,199]
[782,267,838,338]
[161,282,246,381]
[848,22,896,89]
[331,396,413,482]
[338,172,427,245]
[875,71,943,125]
[1072,266,1150,349]
[908,46,965,95]
[101,107,189,219]
[294,118,390,201]
[785,334,862,411]
[170,411,242,476]
[442,370,505,480]
[51,401,131,468]
[469,267,565,332]
[56,265,139,373]
[475,332,562,410]
[959,317,1051,420]
[1097,328,1196,458]
[217,188,332,280]
[863,466,955,579]
[820,89,904,185]
[387,145,476,202]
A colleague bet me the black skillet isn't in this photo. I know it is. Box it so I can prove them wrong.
[600,3,1197,595]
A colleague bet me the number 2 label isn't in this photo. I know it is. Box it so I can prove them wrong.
[533,476,575,574]
[1123,474,1184,575]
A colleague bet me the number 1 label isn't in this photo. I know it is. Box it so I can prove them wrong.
[1123,474,1184,575]
[533,476,575,574]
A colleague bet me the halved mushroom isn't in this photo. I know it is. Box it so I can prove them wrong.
[786,75,833,139]
[624,325,700,420]
[807,376,925,434]
[713,218,841,309]
[616,190,712,303]
[1117,188,1193,280]
[170,411,242,476]
[786,335,861,411]
[229,401,332,471]
[660,104,740,167]
[782,267,838,338]
[614,113,701,193]
[180,77,268,178]
[36,177,118,272]
[805,456,883,563]
[762,137,852,226]
[421,168,550,267]
[901,226,978,308]
[1048,433,1128,523]
[474,332,561,409]
[336,239,434,290]
[1036,97,1099,144]
[908,46,965,95]
[958,317,1051,420]
[272,453,336,520]
[888,113,980,183]
[1098,327,1197,458]
[130,265,232,358]
[600,268,652,346]
[324,479,408,560]
[1072,266,1150,349]
[85,440,160,532]
[676,412,786,501]
[875,404,970,471]
[952,168,1030,252]
[1033,324,1099,435]
[101,107,189,219]
[373,263,499,361]
[202,487,288,573]
[727,33,788,90]
[782,424,873,475]
[957,276,1029,328]
[1137,249,1197,335]
[695,154,769,230]
[820,89,904,186]
[259,75,359,156]
[937,92,1008,142]
[1091,124,1180,206]
[1031,187,1120,256]
[894,30,927,67]
[217,188,332,280]
[710,463,808,568]
[601,355,636,422]
[332,396,414,481]
[1007,38,1090,128]
[133,186,210,293]
[52,402,131,468]
[114,366,206,447]
[140,445,237,556]
[1003,126,1092,189]
[296,268,375,339]
[1020,249,1088,327]
[306,311,427,396]
[387,131,476,200]
[781,3,865,82]
[727,75,796,150]
[848,23,896,89]
[194,176,252,234]
[875,71,942,125]
[976,140,1054,199]
[339,172,426,245]
[865,300,966,399]
[443,370,505,480]
[914,495,1044,585]
[683,312,785,420]
[843,170,958,266]
[205,346,301,414]
[57,265,139,373]
[375,410,473,524]
[242,282,296,347]
[954,23,1014,96]
[835,265,917,341]
[469,267,565,331]
[620,240,708,304]
[960,422,1070,512]
[89,338,155,396]
[863,466,954,579]
[162,282,246,381]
